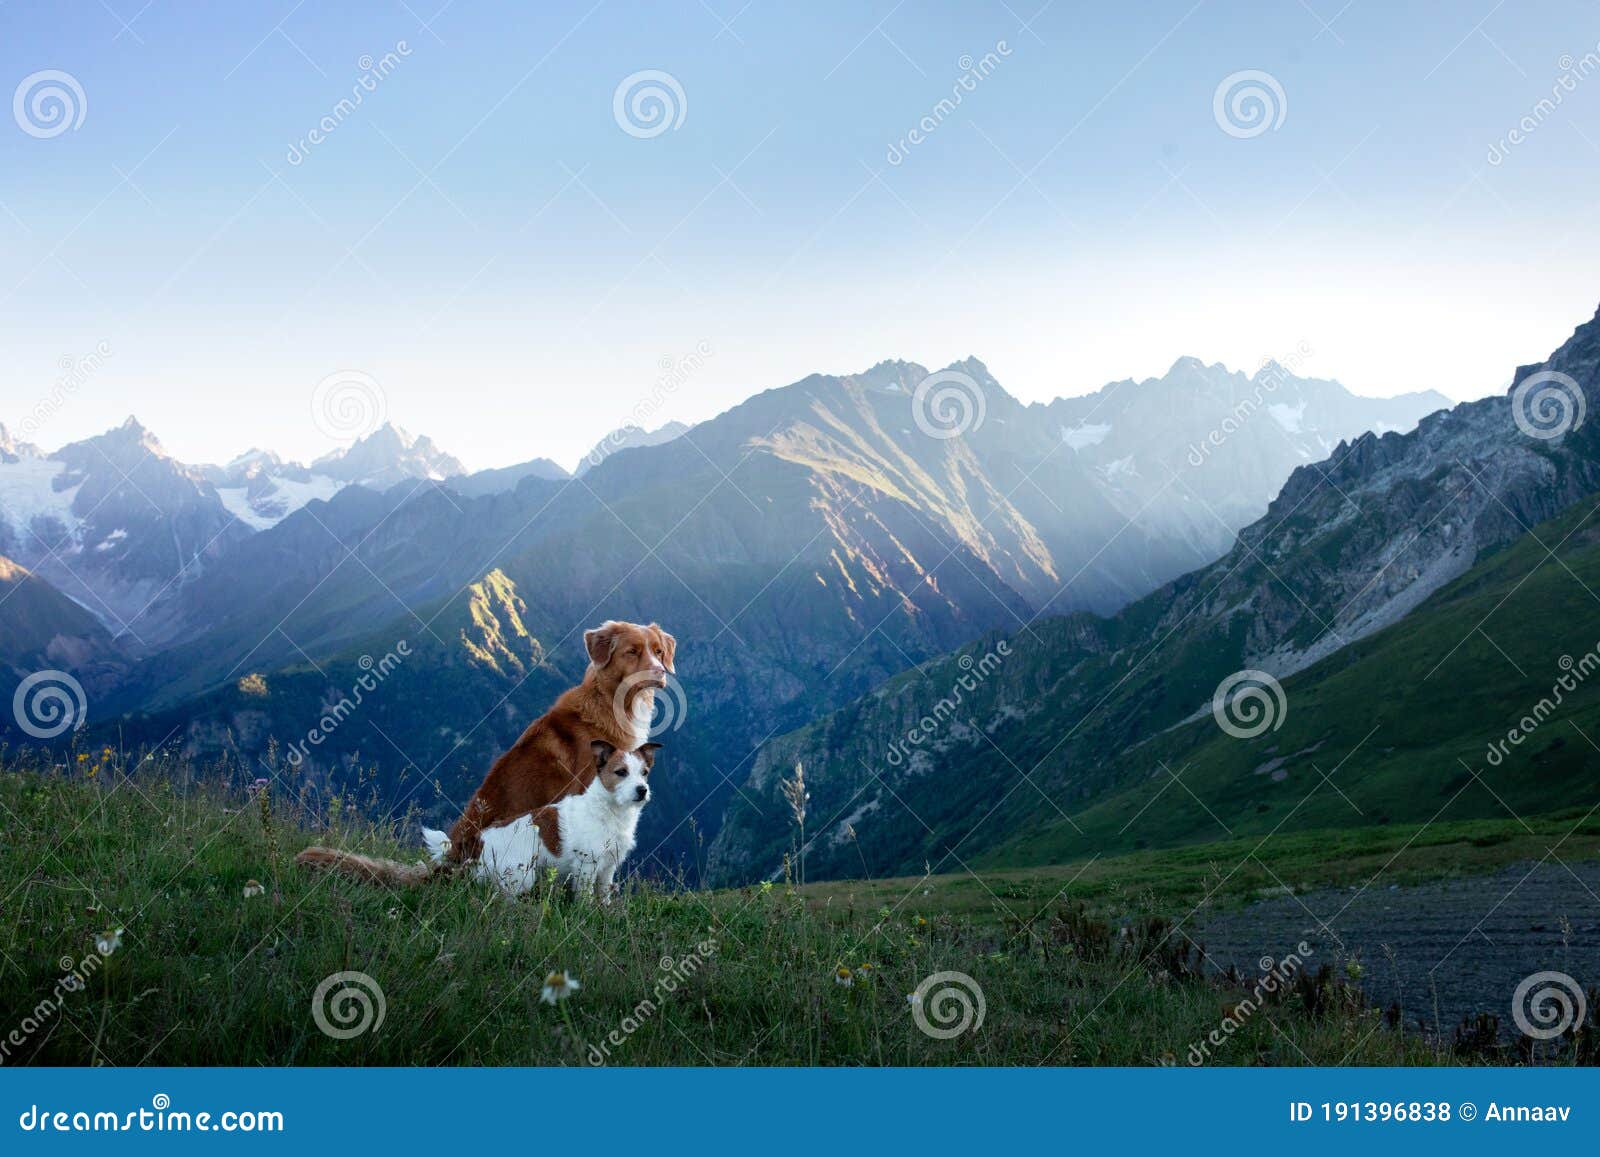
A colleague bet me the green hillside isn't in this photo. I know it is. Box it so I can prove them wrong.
[990,493,1600,867]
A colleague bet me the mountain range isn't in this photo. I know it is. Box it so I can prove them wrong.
[708,305,1600,883]
[0,350,1454,876]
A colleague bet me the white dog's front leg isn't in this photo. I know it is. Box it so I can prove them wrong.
[596,861,618,905]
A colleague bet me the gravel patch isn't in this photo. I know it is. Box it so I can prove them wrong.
[1196,860,1600,1037]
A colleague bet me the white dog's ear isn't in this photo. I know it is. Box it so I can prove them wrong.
[585,622,621,667]
[649,623,676,673]
[590,739,616,768]
[637,742,662,768]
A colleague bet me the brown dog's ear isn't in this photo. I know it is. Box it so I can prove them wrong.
[649,623,676,673]
[590,739,616,768]
[584,622,620,668]
[637,742,662,768]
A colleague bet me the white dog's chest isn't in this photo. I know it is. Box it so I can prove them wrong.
[472,800,641,896]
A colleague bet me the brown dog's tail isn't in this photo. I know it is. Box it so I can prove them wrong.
[294,846,439,886]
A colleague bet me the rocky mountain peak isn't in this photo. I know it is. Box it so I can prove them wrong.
[851,359,929,393]
[312,422,466,488]
[54,416,171,469]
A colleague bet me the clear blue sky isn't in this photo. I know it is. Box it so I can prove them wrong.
[3,1,1599,471]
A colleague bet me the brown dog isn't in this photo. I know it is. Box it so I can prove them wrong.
[442,619,675,863]
[296,619,675,884]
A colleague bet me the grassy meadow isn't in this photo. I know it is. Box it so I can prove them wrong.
[0,747,1595,1066]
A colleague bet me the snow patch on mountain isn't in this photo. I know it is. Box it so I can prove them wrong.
[215,475,342,531]
[0,456,83,543]
[1268,401,1306,433]
[1061,421,1112,449]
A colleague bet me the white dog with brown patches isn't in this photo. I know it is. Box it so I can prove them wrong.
[422,740,657,901]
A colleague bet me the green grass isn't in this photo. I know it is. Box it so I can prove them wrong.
[807,812,1600,917]
[4,752,1596,1067]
